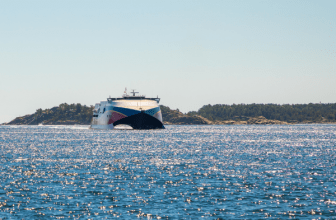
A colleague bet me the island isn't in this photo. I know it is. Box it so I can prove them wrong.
[2,103,336,125]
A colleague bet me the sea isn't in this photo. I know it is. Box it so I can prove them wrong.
[1,124,336,219]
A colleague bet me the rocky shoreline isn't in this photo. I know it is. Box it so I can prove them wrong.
[164,115,289,125]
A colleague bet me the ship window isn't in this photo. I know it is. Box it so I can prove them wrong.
[103,108,105,113]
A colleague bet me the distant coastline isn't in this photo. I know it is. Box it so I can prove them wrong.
[160,104,336,125]
[2,103,336,125]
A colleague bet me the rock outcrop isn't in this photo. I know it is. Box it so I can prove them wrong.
[246,116,288,125]
[162,107,211,125]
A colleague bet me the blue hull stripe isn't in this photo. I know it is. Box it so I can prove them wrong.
[144,107,161,116]
[107,106,160,117]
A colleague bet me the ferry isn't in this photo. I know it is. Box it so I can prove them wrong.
[90,89,164,130]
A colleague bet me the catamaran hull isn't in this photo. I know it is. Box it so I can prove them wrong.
[113,112,164,129]
[90,114,164,130]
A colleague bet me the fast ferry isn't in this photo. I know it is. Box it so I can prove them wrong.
[90,89,164,130]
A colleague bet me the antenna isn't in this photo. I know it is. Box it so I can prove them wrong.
[131,89,139,96]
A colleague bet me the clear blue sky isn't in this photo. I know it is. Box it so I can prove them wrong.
[1,0,335,123]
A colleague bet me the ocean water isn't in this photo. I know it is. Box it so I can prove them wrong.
[1,125,336,219]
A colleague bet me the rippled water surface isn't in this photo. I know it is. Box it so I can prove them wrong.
[1,125,336,219]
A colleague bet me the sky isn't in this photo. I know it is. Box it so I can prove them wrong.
[1,0,335,123]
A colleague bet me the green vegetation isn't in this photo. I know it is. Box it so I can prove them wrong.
[7,103,94,125]
[188,103,336,123]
